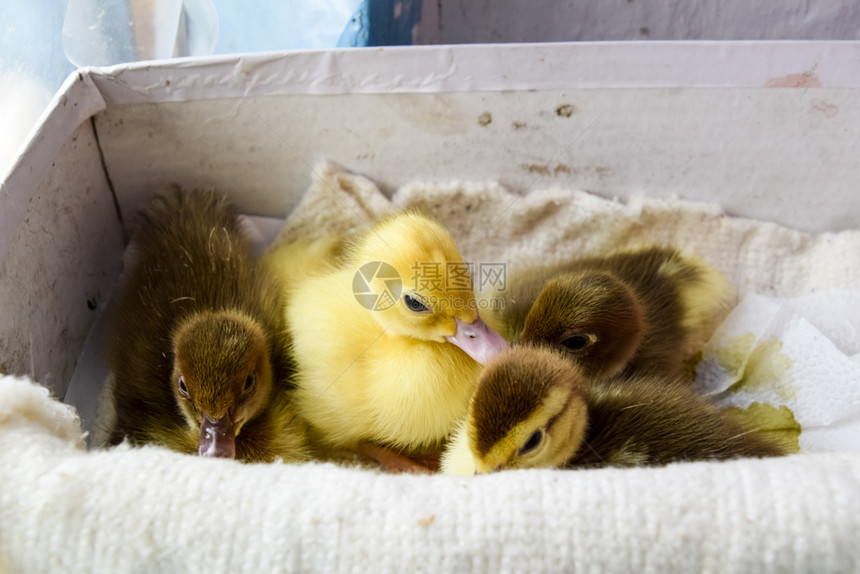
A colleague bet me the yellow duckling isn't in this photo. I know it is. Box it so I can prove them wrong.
[109,187,308,463]
[274,211,509,471]
[442,346,785,475]
[488,246,733,379]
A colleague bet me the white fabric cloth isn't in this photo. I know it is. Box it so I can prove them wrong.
[3,161,860,572]
[2,374,860,573]
[695,292,860,452]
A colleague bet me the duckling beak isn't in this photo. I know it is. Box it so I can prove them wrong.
[445,315,509,365]
[199,412,236,459]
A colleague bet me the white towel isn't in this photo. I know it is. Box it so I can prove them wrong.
[4,160,860,572]
[2,374,860,573]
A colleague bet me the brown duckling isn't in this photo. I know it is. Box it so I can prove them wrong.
[441,346,784,475]
[108,187,308,463]
[489,246,733,379]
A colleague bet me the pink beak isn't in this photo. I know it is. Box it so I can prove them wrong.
[199,412,236,459]
[445,315,509,365]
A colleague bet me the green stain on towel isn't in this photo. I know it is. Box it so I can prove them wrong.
[723,402,801,453]
[683,350,703,381]
[718,333,795,400]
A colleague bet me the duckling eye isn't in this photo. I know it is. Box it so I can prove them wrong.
[243,373,255,393]
[561,334,594,351]
[178,376,188,397]
[519,429,544,455]
[403,294,430,313]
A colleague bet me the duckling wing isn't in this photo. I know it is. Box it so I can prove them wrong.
[262,235,345,297]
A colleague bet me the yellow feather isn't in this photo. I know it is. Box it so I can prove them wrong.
[659,250,736,354]
[261,234,343,296]
[439,418,477,476]
[273,211,497,454]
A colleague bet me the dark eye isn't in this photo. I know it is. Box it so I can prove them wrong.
[519,429,543,455]
[243,373,255,393]
[561,334,594,351]
[178,376,188,396]
[403,294,429,313]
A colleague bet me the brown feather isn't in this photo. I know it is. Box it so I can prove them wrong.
[570,371,786,468]
[502,246,731,379]
[471,348,576,457]
[467,346,785,472]
[108,186,307,462]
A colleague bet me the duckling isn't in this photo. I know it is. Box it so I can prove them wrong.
[276,211,509,471]
[489,246,733,379]
[261,234,345,297]
[441,346,784,475]
[108,187,308,463]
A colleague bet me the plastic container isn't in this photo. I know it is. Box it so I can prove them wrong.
[61,0,218,67]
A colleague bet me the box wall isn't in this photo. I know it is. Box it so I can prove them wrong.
[0,120,124,397]
[97,88,860,234]
[416,1,860,44]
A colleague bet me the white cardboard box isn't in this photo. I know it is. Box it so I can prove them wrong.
[1,42,859,572]
[4,42,860,399]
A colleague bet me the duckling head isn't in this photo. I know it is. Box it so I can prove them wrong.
[170,310,273,459]
[468,346,589,473]
[351,211,507,364]
[519,270,644,378]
